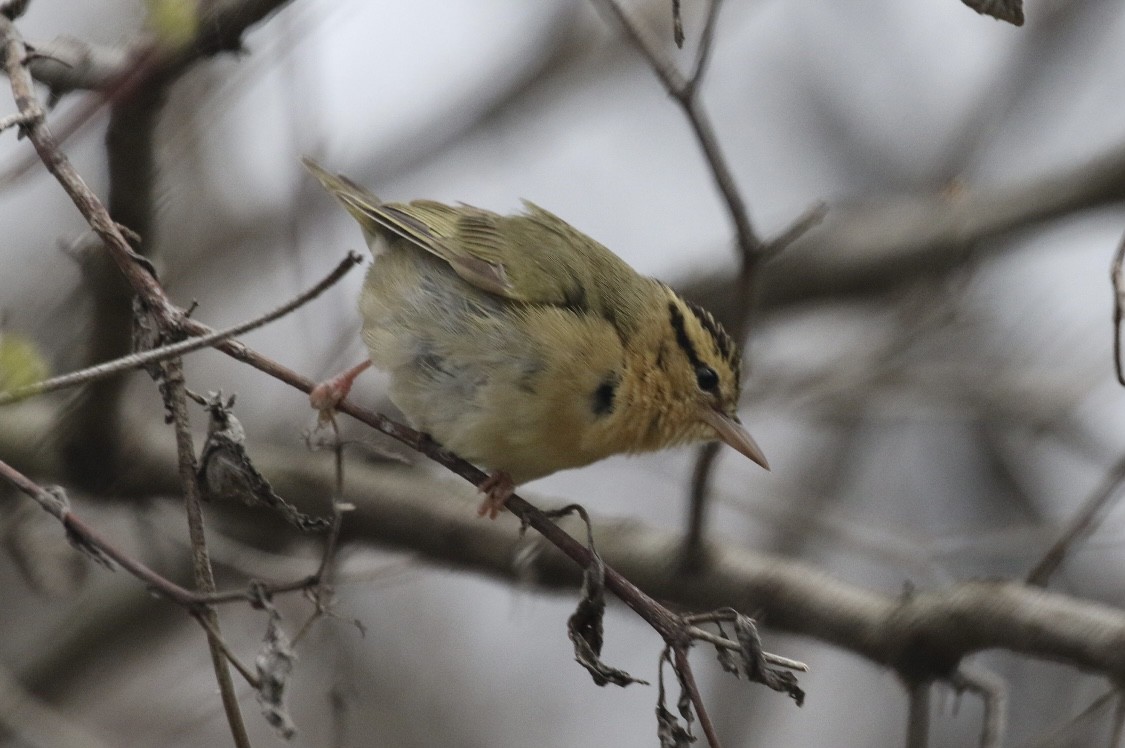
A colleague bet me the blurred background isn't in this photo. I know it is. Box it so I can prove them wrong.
[4,0,1125,745]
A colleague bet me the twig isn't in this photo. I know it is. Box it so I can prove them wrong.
[906,679,932,748]
[7,461,323,607]
[1111,231,1125,386]
[1,452,328,610]
[950,665,1007,748]
[591,0,760,259]
[681,441,720,571]
[1029,689,1116,748]
[0,108,33,132]
[313,420,349,587]
[0,17,170,316]
[759,201,829,261]
[162,361,251,747]
[674,646,722,748]
[194,611,262,689]
[685,623,807,671]
[0,252,362,405]
[689,0,723,88]
[1026,452,1125,586]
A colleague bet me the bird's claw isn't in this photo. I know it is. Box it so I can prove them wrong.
[476,471,515,519]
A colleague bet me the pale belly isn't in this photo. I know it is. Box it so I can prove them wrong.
[358,248,625,484]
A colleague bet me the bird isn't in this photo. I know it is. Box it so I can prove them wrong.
[303,157,769,518]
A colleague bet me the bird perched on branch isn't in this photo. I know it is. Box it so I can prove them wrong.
[304,157,768,518]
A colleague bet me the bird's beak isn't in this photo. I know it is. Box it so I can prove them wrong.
[700,408,770,470]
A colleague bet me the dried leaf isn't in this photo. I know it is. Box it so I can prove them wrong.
[656,704,695,747]
[255,600,298,739]
[713,622,740,676]
[567,557,647,687]
[199,393,330,532]
[550,504,646,687]
[961,0,1024,26]
[733,614,805,706]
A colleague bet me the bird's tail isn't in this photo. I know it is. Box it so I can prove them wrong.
[301,156,384,228]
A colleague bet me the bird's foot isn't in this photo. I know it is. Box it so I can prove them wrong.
[309,360,372,425]
[476,471,515,520]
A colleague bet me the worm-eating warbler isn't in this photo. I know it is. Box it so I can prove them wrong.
[303,158,768,518]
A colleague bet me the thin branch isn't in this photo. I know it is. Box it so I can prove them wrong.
[0,108,32,131]
[1026,452,1125,586]
[1030,689,1116,748]
[681,441,720,571]
[950,665,1007,748]
[906,679,932,748]
[194,611,262,689]
[18,401,1125,686]
[688,0,723,90]
[1,458,320,608]
[163,361,251,747]
[591,0,760,259]
[671,0,684,47]
[0,17,170,314]
[313,421,349,586]
[759,201,830,261]
[685,626,808,671]
[0,252,362,405]
[1111,230,1125,386]
[674,646,722,748]
[0,457,216,601]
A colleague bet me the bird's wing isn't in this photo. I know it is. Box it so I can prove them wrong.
[303,158,639,317]
[303,157,515,298]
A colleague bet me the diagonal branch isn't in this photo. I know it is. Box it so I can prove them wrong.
[0,252,361,405]
[1026,452,1125,586]
[591,0,760,259]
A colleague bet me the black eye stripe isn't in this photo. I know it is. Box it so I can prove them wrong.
[683,299,735,365]
[667,302,702,370]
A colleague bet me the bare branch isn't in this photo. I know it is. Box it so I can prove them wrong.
[1111,230,1125,386]
[674,647,722,748]
[688,0,723,89]
[590,0,760,259]
[0,457,219,604]
[0,108,33,132]
[906,679,932,748]
[14,404,1125,685]
[0,251,362,405]
[162,360,251,747]
[950,665,1007,748]
[1026,452,1125,586]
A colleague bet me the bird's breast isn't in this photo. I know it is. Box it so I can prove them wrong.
[358,248,628,483]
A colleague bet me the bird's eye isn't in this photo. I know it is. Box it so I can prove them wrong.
[695,365,719,392]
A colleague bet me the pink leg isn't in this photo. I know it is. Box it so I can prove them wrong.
[309,360,372,423]
[476,471,516,519]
